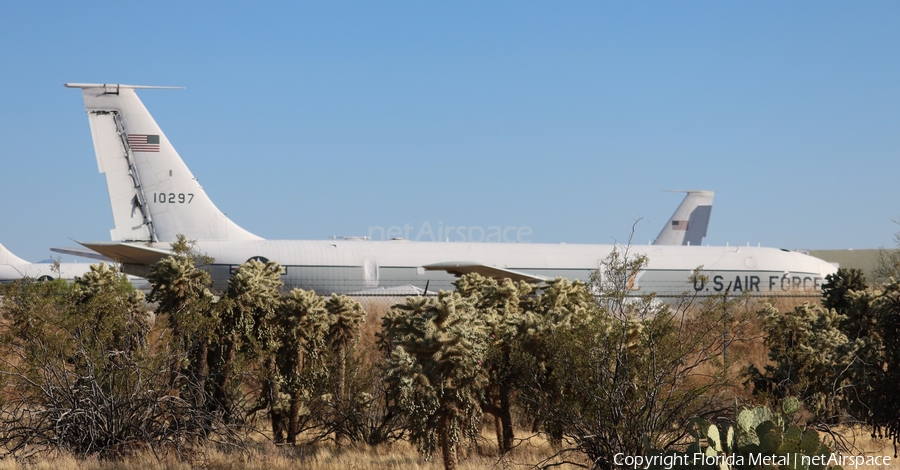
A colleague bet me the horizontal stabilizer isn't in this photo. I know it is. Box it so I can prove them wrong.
[77,241,173,266]
[423,262,549,283]
[50,246,114,262]
[64,83,184,90]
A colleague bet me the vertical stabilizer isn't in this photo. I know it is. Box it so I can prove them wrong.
[66,83,261,243]
[0,242,29,266]
[654,190,714,246]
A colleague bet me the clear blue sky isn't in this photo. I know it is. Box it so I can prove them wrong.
[2,2,898,262]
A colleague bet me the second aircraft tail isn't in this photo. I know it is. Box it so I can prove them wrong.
[0,242,29,266]
[654,190,714,246]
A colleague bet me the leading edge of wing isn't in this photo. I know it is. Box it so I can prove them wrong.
[50,245,114,262]
[422,262,549,283]
[76,241,173,266]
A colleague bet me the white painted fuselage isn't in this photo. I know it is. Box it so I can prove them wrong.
[113,238,831,297]
[0,260,91,284]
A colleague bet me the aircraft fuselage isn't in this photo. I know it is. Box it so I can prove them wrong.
[120,238,834,297]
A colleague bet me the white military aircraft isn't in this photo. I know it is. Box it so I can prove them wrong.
[0,241,149,291]
[64,83,836,297]
[1,241,90,282]
[653,190,714,246]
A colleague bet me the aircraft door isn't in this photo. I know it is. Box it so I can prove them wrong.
[363,257,379,288]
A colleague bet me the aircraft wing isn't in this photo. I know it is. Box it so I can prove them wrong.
[50,246,115,262]
[422,262,549,283]
[76,241,173,266]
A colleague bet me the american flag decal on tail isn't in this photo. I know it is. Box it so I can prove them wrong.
[671,220,689,231]
[127,134,160,152]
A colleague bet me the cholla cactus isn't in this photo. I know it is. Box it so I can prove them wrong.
[212,259,284,414]
[146,234,216,359]
[517,277,599,369]
[749,302,855,419]
[148,254,214,318]
[147,253,217,397]
[527,277,594,328]
[222,259,284,353]
[380,292,488,470]
[72,262,149,356]
[272,288,330,444]
[325,293,366,443]
[454,274,533,453]
[278,289,330,368]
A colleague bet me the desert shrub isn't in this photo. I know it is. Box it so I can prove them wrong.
[0,269,243,461]
[749,266,900,453]
[857,279,900,454]
[511,249,751,470]
[744,302,859,423]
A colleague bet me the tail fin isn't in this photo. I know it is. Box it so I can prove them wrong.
[0,242,29,266]
[653,190,714,246]
[66,83,261,243]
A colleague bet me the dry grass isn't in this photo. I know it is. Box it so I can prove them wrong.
[355,296,397,354]
[0,427,586,470]
[0,426,892,470]
[833,426,896,457]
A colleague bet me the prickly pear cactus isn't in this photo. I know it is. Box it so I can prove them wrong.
[737,406,776,446]
[706,423,722,452]
[785,425,803,442]
[725,425,734,454]
[800,429,820,454]
[782,396,801,415]
[776,438,801,456]
[652,399,843,470]
[758,425,783,455]
[733,401,838,470]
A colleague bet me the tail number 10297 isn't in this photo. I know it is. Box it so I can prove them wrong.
[153,193,194,204]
